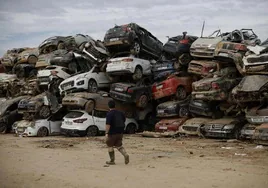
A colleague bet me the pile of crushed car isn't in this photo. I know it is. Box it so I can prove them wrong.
[0,23,267,145]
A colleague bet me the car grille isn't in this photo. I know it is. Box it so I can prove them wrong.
[208,124,224,130]
[61,81,74,90]
[182,126,198,132]
[38,76,50,83]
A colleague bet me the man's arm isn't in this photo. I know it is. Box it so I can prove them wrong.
[106,113,111,135]
[105,124,110,135]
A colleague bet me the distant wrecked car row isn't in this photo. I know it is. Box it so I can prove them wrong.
[0,22,267,145]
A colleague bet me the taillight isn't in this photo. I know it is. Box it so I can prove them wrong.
[122,58,133,62]
[73,118,88,123]
[128,89,133,93]
[50,70,58,75]
[180,39,189,44]
[211,82,220,89]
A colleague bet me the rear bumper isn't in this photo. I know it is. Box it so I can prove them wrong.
[192,90,227,101]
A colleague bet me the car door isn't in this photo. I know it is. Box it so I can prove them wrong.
[90,66,110,86]
[92,110,107,131]
[48,109,68,134]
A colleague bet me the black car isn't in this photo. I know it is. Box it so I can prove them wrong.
[39,36,70,54]
[103,23,163,59]
[156,98,190,118]
[0,96,29,133]
[163,32,198,66]
[189,99,224,119]
[109,77,153,108]
[152,60,175,75]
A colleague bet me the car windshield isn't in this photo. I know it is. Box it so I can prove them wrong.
[65,111,84,118]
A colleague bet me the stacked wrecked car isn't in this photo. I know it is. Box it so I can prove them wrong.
[0,24,267,145]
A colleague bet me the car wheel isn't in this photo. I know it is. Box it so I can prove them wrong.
[132,66,143,81]
[130,41,141,55]
[84,100,95,113]
[57,42,65,50]
[37,127,48,137]
[28,55,38,64]
[178,53,192,66]
[0,122,7,134]
[136,94,148,108]
[126,123,136,134]
[179,106,189,117]
[39,106,51,119]
[175,86,187,100]
[86,126,99,137]
[88,80,98,93]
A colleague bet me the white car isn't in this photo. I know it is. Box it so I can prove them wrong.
[59,65,111,95]
[37,65,72,86]
[13,109,67,137]
[61,110,139,136]
[106,55,152,81]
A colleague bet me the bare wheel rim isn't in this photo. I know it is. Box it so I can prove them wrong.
[133,42,141,54]
[38,127,48,137]
[138,95,148,108]
[176,87,186,100]
[88,80,98,93]
[87,126,98,136]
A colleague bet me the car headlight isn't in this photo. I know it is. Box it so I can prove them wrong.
[77,80,85,85]
[223,124,235,130]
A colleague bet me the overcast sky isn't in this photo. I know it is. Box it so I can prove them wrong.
[0,0,267,56]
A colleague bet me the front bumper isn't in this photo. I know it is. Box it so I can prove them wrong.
[179,125,200,136]
[155,124,179,132]
[15,126,38,137]
[202,129,234,138]
[192,90,227,101]
[189,104,212,117]
[190,48,214,58]
[60,79,88,94]
[104,38,131,47]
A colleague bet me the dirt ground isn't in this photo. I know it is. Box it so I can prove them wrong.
[0,134,268,188]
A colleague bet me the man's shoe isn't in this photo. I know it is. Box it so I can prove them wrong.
[124,154,129,165]
[106,161,115,165]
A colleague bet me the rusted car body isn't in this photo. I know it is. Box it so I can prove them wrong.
[16,48,39,64]
[39,36,70,54]
[200,118,246,139]
[178,117,212,136]
[155,117,188,132]
[156,98,189,118]
[240,124,257,139]
[35,53,52,69]
[192,68,240,101]
[232,75,268,103]
[0,73,18,97]
[188,60,232,78]
[253,123,268,145]
[246,105,268,124]
[0,96,29,133]
[152,72,193,100]
[1,48,27,72]
[214,41,247,61]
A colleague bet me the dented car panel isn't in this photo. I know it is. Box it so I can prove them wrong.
[16,48,39,64]
[179,117,212,136]
[246,105,268,124]
[232,75,268,103]
[240,124,258,139]
[214,41,247,61]
[155,117,188,132]
[253,123,268,145]
[200,118,246,139]
[189,99,223,118]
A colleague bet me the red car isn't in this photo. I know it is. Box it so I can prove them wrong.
[155,117,188,132]
[152,72,193,100]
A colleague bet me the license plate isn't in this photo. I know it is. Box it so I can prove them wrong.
[159,126,167,130]
[156,85,163,89]
[110,38,119,41]
[115,87,123,92]
[195,94,204,98]
[251,118,263,123]
[65,121,73,125]
[219,52,229,57]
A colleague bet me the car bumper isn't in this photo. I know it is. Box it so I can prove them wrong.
[189,104,213,117]
[179,125,200,136]
[192,90,227,101]
[155,124,179,132]
[15,127,38,137]
[202,130,234,138]
[190,49,214,58]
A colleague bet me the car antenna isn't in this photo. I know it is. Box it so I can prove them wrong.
[201,20,205,37]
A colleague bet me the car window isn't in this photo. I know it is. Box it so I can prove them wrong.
[65,111,84,118]
[92,66,100,73]
[50,109,68,121]
[94,110,107,118]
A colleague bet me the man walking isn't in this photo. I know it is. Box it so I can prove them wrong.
[105,100,129,165]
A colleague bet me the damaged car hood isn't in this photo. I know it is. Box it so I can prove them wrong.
[0,96,30,116]
[237,75,268,91]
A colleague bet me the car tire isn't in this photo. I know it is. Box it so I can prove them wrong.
[39,106,51,119]
[136,94,148,108]
[126,123,136,134]
[179,106,189,117]
[0,122,7,134]
[37,127,48,137]
[132,66,143,81]
[84,100,95,113]
[130,41,141,55]
[88,80,98,93]
[86,126,99,137]
[175,86,187,100]
[178,53,192,66]
[28,55,38,64]
[57,42,65,50]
